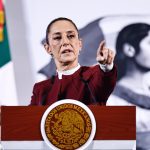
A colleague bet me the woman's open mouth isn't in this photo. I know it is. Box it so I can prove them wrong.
[61,49,73,54]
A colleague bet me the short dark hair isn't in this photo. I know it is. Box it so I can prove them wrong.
[45,17,79,44]
[116,23,150,56]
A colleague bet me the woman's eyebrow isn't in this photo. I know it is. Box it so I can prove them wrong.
[52,31,76,36]
[67,31,75,34]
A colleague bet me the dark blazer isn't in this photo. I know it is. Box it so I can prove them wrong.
[30,65,117,105]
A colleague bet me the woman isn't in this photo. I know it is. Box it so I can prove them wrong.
[30,17,117,105]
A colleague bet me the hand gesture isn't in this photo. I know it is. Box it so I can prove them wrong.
[96,41,115,65]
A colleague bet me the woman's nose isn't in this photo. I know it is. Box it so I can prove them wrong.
[62,36,69,46]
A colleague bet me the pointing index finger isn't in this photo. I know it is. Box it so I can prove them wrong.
[99,40,105,52]
[99,40,106,56]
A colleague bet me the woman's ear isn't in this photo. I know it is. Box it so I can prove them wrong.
[123,43,136,58]
[44,43,52,55]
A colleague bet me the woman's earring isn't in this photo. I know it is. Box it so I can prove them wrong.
[48,51,53,57]
[50,53,54,57]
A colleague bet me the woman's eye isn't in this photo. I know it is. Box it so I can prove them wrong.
[68,35,75,39]
[53,37,61,40]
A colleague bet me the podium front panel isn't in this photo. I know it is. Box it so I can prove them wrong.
[1,106,136,149]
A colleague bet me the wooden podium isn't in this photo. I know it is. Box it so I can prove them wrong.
[1,106,136,149]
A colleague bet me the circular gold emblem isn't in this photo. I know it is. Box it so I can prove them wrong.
[41,99,96,150]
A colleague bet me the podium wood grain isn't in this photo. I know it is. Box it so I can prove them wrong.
[1,106,136,141]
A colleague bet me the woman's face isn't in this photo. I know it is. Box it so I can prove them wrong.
[47,20,82,66]
[135,31,150,69]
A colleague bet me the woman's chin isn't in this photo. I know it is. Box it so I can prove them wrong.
[60,56,76,64]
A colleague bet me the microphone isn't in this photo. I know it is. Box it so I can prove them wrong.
[80,77,97,104]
